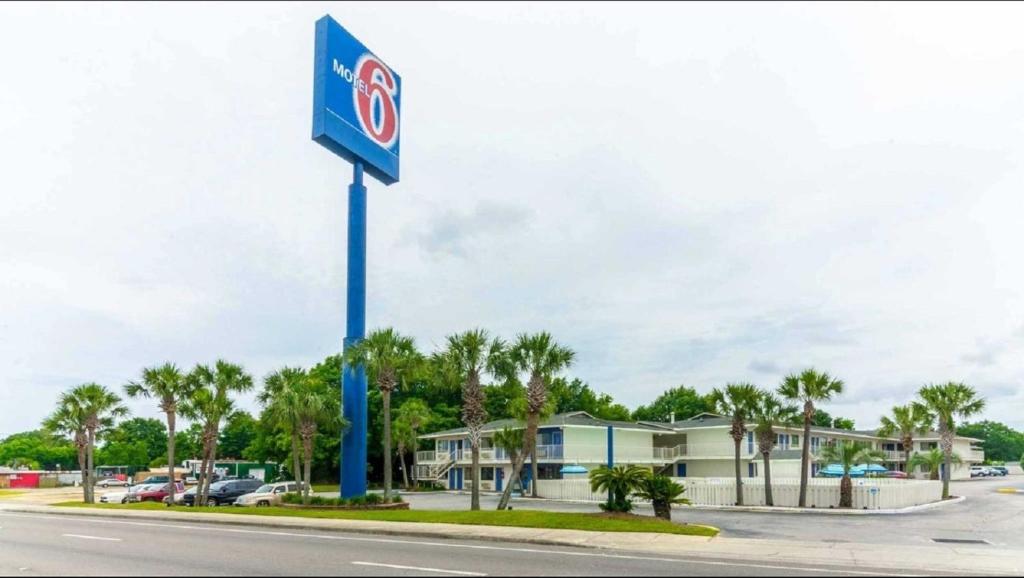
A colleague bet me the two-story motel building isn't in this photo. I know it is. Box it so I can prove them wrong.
[415,411,985,492]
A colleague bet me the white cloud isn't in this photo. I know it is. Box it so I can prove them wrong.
[1,2,1022,435]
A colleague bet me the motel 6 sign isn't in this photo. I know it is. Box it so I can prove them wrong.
[312,15,401,185]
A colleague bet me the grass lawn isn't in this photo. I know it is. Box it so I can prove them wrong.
[54,501,718,537]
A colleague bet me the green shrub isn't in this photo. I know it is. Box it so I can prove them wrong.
[390,495,404,504]
[364,493,383,505]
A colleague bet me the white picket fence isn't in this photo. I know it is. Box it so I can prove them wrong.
[534,477,942,510]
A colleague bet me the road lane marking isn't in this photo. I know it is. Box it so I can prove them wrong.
[61,533,122,542]
[352,561,486,576]
[1,513,920,576]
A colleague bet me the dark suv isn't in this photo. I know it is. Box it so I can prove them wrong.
[183,478,263,506]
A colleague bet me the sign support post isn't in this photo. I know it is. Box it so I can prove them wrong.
[341,161,368,499]
[312,14,400,499]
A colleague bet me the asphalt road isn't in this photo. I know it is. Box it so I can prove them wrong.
[0,511,934,577]
[401,477,1024,548]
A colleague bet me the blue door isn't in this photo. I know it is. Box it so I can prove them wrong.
[496,468,504,492]
[448,469,456,490]
[456,468,464,490]
[676,463,687,477]
[747,432,754,454]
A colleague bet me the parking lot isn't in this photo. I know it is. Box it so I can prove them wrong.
[398,477,1024,548]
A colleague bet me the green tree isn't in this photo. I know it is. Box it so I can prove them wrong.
[956,421,1024,463]
[440,329,507,510]
[492,426,525,494]
[778,368,845,507]
[43,404,90,501]
[496,333,574,510]
[123,363,190,505]
[344,328,423,499]
[102,417,169,465]
[218,411,258,460]
[260,367,308,489]
[395,399,432,486]
[549,377,631,421]
[267,372,343,504]
[909,448,961,480]
[183,360,254,506]
[0,431,77,471]
[918,382,986,499]
[877,403,934,468]
[633,474,690,520]
[817,442,886,507]
[752,392,799,506]
[588,464,650,513]
[709,383,761,506]
[51,384,129,503]
[393,417,414,489]
[632,385,714,423]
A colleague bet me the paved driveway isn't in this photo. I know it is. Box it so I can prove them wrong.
[401,477,1024,548]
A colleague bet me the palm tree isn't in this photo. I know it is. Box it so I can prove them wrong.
[259,367,308,490]
[709,383,761,506]
[909,448,962,481]
[395,399,432,486]
[588,464,650,513]
[633,474,690,520]
[496,332,574,510]
[393,417,414,489]
[817,442,886,508]
[268,373,342,504]
[493,426,525,495]
[43,402,89,502]
[440,329,507,510]
[876,403,934,474]
[58,384,129,503]
[124,363,191,507]
[778,368,845,507]
[918,382,986,499]
[183,360,253,506]
[343,328,422,500]
[752,392,799,506]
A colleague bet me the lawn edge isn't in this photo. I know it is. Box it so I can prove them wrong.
[0,503,718,551]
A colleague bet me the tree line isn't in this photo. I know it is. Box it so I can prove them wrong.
[2,326,1011,510]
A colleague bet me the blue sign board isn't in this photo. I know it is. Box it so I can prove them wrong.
[312,15,401,185]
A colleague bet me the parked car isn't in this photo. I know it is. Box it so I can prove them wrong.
[883,470,909,479]
[183,478,263,507]
[989,466,1008,477]
[970,466,991,478]
[96,477,130,488]
[132,482,185,503]
[100,483,162,504]
[163,485,197,506]
[141,475,172,485]
[233,481,302,507]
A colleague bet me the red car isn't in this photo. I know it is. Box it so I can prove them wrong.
[884,471,909,479]
[133,482,184,503]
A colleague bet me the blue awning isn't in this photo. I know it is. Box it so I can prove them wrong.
[560,465,588,474]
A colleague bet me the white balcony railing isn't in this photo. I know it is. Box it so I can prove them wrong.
[416,451,436,463]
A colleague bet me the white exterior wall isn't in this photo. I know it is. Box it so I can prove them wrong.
[685,460,743,478]
[562,427,607,463]
[613,430,656,463]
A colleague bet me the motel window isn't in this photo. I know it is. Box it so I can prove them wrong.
[791,435,799,447]
[748,462,757,478]
[481,467,494,481]
[537,465,563,480]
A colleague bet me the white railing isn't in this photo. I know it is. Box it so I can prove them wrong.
[416,451,436,463]
[679,477,942,509]
[533,477,941,510]
[673,443,755,458]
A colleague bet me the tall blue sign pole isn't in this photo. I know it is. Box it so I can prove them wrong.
[311,15,402,498]
[341,162,368,497]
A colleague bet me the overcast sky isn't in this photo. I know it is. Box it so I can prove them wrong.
[2,1,1022,437]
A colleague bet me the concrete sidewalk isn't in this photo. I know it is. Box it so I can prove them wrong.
[1,503,1020,575]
